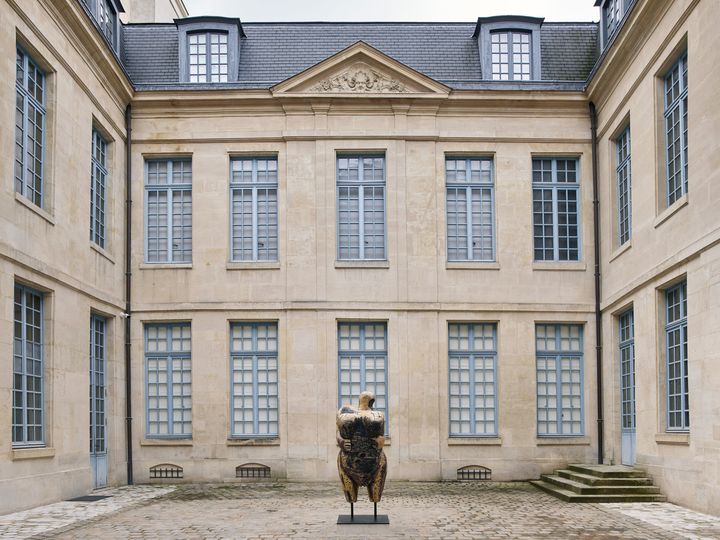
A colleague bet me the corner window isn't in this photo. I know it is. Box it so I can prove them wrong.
[664,53,688,207]
[490,31,531,81]
[188,32,228,83]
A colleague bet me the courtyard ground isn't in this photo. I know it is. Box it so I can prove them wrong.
[1,481,720,539]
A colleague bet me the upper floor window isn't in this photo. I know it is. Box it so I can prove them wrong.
[616,126,632,245]
[532,158,580,262]
[602,0,623,42]
[15,46,46,208]
[90,129,109,248]
[98,0,118,50]
[490,31,531,81]
[188,32,228,83]
[664,53,688,207]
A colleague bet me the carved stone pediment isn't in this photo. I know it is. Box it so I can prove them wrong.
[310,63,409,93]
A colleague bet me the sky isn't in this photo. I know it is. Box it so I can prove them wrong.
[182,0,599,23]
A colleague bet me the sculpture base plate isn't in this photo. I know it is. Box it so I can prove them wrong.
[337,514,389,525]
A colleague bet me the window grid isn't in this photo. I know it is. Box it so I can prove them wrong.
[536,324,584,436]
[15,46,46,208]
[98,0,117,49]
[491,31,531,81]
[446,158,495,261]
[448,323,498,437]
[188,32,228,83]
[619,310,635,431]
[90,315,107,454]
[145,159,192,263]
[230,323,279,437]
[664,54,688,206]
[145,324,192,438]
[90,129,108,248]
[603,0,622,41]
[12,284,44,447]
[338,323,388,432]
[532,158,580,261]
[666,282,689,431]
[230,158,279,261]
[337,156,386,260]
[616,127,632,245]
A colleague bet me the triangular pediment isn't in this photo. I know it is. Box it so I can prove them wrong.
[271,41,450,97]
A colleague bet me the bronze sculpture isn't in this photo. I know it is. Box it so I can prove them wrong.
[336,391,387,506]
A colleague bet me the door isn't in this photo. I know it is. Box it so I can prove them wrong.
[619,310,636,465]
[90,315,108,488]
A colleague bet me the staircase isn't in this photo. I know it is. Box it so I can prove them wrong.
[530,464,667,503]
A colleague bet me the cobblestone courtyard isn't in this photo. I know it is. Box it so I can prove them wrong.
[2,482,720,539]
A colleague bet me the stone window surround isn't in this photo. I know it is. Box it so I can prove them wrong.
[176,17,244,84]
[474,16,543,82]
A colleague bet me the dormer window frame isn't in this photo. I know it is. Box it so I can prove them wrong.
[176,17,245,84]
[597,0,634,49]
[82,0,123,52]
[474,17,543,83]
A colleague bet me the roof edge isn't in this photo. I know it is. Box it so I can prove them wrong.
[174,16,246,37]
[473,15,545,37]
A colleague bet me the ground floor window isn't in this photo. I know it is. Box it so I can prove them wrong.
[666,281,689,431]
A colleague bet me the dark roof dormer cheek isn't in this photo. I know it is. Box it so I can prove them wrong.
[474,16,543,82]
[175,16,244,83]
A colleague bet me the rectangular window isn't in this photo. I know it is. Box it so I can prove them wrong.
[230,323,279,437]
[616,126,632,245]
[603,0,623,42]
[188,32,228,83]
[536,324,584,436]
[491,31,531,81]
[12,284,44,447]
[145,323,192,438]
[90,315,107,454]
[15,46,46,208]
[90,129,108,248]
[448,323,497,437]
[230,158,279,261]
[446,158,495,261]
[338,322,388,429]
[145,159,192,263]
[666,281,689,431]
[532,158,580,261]
[337,155,386,260]
[619,310,635,432]
[664,54,688,207]
[97,0,117,50]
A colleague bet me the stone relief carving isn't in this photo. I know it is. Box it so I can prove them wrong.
[310,65,409,93]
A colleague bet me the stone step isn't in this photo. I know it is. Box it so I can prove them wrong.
[541,475,662,495]
[556,469,654,486]
[567,464,647,478]
[530,480,668,503]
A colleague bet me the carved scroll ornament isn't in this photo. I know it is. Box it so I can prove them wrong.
[310,66,408,93]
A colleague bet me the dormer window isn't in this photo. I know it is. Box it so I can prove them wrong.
[490,31,531,81]
[188,32,228,83]
[82,0,122,51]
[603,0,622,40]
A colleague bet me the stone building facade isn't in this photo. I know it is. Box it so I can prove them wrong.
[0,0,718,517]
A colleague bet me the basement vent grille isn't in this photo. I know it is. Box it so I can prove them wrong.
[150,464,183,479]
[236,463,271,478]
[457,465,492,481]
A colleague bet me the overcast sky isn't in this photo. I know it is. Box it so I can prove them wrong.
[183,0,599,23]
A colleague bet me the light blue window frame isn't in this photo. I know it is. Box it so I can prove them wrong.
[665,281,689,431]
[90,129,109,248]
[336,155,386,260]
[12,283,44,447]
[664,53,688,207]
[15,45,46,208]
[536,324,584,436]
[338,322,388,433]
[532,158,581,262]
[448,323,498,437]
[144,323,192,438]
[90,314,107,454]
[144,158,192,263]
[616,126,632,245]
[602,0,623,43]
[229,157,279,262]
[619,310,635,432]
[445,158,496,262]
[230,322,279,438]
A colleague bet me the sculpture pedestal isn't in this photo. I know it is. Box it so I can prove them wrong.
[337,502,389,525]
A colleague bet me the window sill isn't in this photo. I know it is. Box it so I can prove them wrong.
[227,438,280,446]
[532,261,587,272]
[140,438,193,446]
[12,446,55,460]
[536,436,590,446]
[15,193,55,226]
[654,193,688,228]
[655,432,690,446]
[609,240,632,263]
[446,261,500,271]
[227,261,281,271]
[139,263,193,270]
[90,242,116,264]
[335,260,390,269]
[448,437,502,446]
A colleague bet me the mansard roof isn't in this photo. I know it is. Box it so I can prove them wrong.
[121,20,599,91]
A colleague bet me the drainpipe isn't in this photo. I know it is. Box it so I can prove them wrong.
[124,104,134,484]
[589,101,604,465]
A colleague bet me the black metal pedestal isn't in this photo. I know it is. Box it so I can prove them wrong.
[337,502,390,524]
